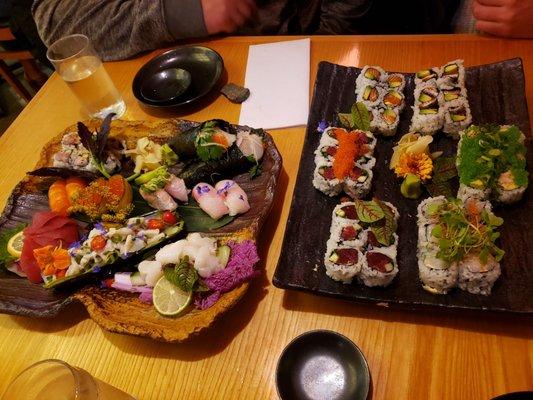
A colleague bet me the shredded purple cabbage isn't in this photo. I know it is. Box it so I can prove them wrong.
[139,291,153,304]
[194,240,259,309]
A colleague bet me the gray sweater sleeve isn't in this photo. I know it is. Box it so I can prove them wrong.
[32,0,208,61]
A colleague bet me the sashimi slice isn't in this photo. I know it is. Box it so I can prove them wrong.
[192,183,229,220]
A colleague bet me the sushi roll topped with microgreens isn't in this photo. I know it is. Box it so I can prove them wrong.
[457,124,528,204]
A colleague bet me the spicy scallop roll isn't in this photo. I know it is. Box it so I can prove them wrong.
[442,98,472,137]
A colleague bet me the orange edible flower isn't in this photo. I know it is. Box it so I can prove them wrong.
[333,129,368,180]
[394,152,433,181]
[33,245,71,277]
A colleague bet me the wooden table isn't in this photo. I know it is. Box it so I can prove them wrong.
[0,34,532,400]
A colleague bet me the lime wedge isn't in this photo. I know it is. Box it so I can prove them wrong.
[7,231,24,258]
[153,276,192,317]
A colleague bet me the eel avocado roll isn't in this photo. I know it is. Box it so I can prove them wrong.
[437,59,466,90]
[414,66,440,85]
[410,81,444,136]
[456,124,528,204]
[169,119,237,161]
[386,73,406,91]
[442,98,472,137]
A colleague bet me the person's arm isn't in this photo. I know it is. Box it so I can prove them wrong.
[472,0,533,38]
[32,0,207,61]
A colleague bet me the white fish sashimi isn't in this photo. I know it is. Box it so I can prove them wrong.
[193,245,222,278]
[155,240,186,265]
[192,183,229,220]
[165,175,189,202]
[186,233,217,250]
[236,130,264,161]
[140,188,177,211]
[138,260,163,287]
[215,180,251,216]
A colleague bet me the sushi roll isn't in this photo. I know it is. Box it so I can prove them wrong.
[313,162,342,196]
[386,73,406,92]
[437,59,466,90]
[414,66,441,85]
[410,81,444,136]
[376,107,400,136]
[313,128,376,199]
[417,196,458,294]
[456,124,528,205]
[343,167,373,199]
[356,84,383,108]
[328,215,366,249]
[359,230,399,287]
[382,90,405,111]
[356,66,386,89]
[441,87,467,104]
[442,98,472,137]
[324,246,364,283]
[457,253,501,295]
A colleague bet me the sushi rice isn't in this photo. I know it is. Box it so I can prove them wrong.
[324,201,400,287]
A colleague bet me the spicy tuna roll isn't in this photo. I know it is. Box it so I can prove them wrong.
[324,247,364,283]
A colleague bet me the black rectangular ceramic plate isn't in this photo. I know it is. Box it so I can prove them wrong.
[273,58,533,313]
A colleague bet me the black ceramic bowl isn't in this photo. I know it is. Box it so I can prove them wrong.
[132,46,224,109]
[276,330,370,400]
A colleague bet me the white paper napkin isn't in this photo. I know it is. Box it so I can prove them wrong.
[239,38,310,130]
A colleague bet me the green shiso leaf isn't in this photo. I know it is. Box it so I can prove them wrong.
[354,199,384,223]
[177,200,234,232]
[249,163,262,179]
[425,180,453,197]
[370,200,396,246]
[0,224,26,270]
[338,113,354,129]
[433,156,457,183]
[351,102,371,131]
[164,256,198,292]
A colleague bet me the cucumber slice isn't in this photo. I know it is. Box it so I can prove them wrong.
[216,245,231,267]
[130,272,146,286]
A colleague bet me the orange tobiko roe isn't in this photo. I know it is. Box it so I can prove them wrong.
[332,128,368,180]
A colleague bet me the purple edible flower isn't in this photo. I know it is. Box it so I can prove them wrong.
[196,184,211,195]
[194,240,259,310]
[216,180,234,196]
[317,120,329,133]
[139,291,153,304]
[92,266,101,273]
[94,222,106,234]
[68,239,83,251]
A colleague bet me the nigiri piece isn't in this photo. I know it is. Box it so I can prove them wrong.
[215,180,250,216]
[140,188,177,211]
[192,183,229,220]
[236,130,264,161]
[165,174,189,202]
